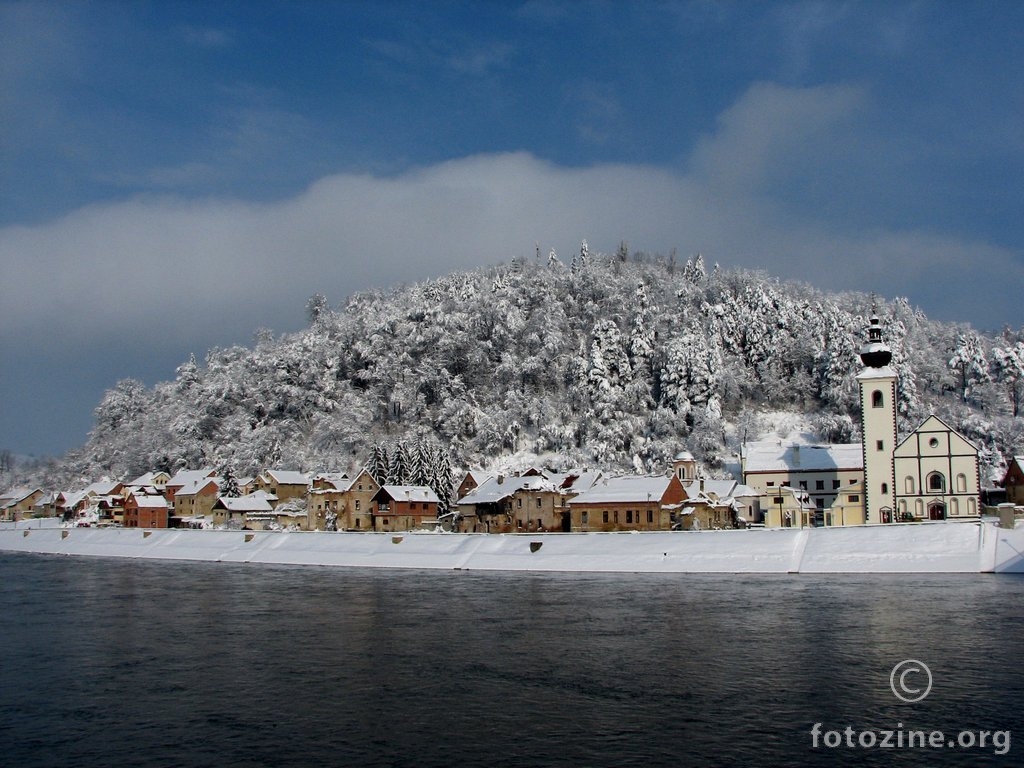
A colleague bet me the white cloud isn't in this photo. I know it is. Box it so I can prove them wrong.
[2,83,1020,372]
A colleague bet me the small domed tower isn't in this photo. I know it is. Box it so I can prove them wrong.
[856,311,898,523]
[672,451,697,483]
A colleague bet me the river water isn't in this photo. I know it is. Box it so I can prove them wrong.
[0,553,1021,767]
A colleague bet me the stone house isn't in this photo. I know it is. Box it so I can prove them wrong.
[372,485,439,531]
[567,475,685,532]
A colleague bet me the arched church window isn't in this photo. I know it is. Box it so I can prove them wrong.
[956,473,967,492]
[905,476,915,494]
[872,390,884,408]
[928,472,945,492]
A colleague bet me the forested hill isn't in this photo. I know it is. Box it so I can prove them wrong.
[46,249,1024,485]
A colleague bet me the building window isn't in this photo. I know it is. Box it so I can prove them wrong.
[582,511,588,524]
[905,477,915,494]
[872,390,884,408]
[517,498,522,508]
[815,480,824,490]
[773,496,784,505]
[647,510,653,523]
[355,500,361,511]
[536,498,542,508]
[928,473,945,492]
[799,481,807,490]
[626,510,633,524]
[929,438,939,449]
[881,483,889,494]
[876,440,884,451]
[603,511,608,524]
[767,481,775,487]
[848,495,860,503]
[956,473,967,492]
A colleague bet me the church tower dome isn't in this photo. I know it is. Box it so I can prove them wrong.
[859,313,893,368]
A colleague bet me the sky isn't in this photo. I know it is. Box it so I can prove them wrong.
[2,0,1023,458]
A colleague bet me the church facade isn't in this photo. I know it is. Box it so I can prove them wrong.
[857,313,980,524]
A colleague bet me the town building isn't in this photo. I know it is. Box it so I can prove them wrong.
[567,475,685,531]
[372,485,439,531]
[857,313,980,524]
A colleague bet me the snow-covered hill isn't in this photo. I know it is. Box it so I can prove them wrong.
[20,250,1024,488]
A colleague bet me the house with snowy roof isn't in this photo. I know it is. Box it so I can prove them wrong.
[165,469,216,503]
[1001,456,1024,506]
[0,488,44,522]
[679,477,762,529]
[762,485,819,528]
[253,470,310,506]
[456,470,490,501]
[308,468,379,530]
[123,492,171,528]
[741,441,863,522]
[127,471,171,490]
[372,485,439,531]
[211,491,276,529]
[567,474,685,532]
[171,476,221,526]
[457,473,566,532]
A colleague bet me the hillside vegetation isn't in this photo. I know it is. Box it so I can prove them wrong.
[24,247,1024,487]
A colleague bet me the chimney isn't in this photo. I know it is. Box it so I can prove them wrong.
[497,474,504,485]
[792,445,801,468]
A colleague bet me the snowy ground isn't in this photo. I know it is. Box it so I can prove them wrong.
[2,519,1022,573]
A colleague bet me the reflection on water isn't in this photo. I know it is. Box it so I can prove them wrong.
[1,555,1021,767]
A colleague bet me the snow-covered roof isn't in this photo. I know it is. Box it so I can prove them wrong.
[742,442,862,473]
[84,480,122,496]
[167,469,216,488]
[0,488,41,508]
[57,490,88,509]
[127,471,168,487]
[556,470,602,494]
[683,479,737,500]
[261,470,310,486]
[215,494,274,513]
[458,474,555,504]
[129,494,170,509]
[175,477,221,497]
[378,485,440,504]
[569,475,675,505]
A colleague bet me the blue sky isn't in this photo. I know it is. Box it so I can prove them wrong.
[2,0,1023,458]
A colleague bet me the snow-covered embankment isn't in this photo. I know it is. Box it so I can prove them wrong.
[1,520,1023,573]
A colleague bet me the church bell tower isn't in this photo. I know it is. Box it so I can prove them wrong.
[856,312,898,523]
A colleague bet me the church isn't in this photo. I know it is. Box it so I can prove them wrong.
[742,311,981,527]
[856,313,981,524]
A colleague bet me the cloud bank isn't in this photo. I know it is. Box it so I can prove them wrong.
[3,82,1021,454]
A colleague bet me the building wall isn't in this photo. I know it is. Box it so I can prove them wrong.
[743,469,862,512]
[569,502,670,532]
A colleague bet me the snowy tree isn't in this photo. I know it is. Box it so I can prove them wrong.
[366,442,390,485]
[992,341,1024,416]
[306,293,329,324]
[219,466,241,497]
[948,331,990,403]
